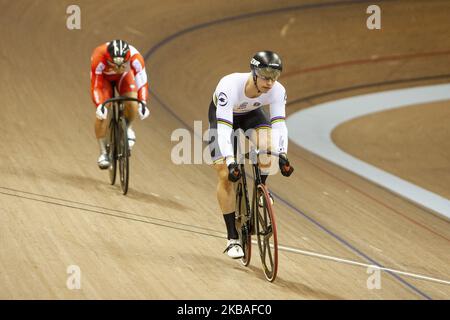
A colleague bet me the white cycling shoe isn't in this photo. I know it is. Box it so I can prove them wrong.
[223,239,244,259]
[127,127,136,150]
[97,153,111,170]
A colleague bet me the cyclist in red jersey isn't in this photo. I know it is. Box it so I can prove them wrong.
[90,39,150,169]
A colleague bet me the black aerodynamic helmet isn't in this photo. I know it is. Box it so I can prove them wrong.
[250,50,283,80]
[106,39,130,66]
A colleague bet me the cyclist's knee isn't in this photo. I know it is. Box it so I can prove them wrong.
[257,128,271,151]
[125,101,138,111]
[215,162,228,179]
[215,163,232,189]
[123,91,137,98]
[122,92,138,109]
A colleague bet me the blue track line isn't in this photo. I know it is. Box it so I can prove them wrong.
[271,191,432,299]
[142,0,431,299]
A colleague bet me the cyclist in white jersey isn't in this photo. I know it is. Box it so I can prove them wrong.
[207,51,294,259]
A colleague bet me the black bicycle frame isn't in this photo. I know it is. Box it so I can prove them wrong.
[102,96,145,141]
[239,148,282,220]
[238,150,266,232]
[109,100,122,131]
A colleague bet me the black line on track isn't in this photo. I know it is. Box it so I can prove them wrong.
[0,190,224,239]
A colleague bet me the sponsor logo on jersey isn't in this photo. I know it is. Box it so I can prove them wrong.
[218,92,228,107]
[253,102,261,107]
[95,62,105,75]
[238,102,248,109]
[132,59,142,72]
[278,136,285,153]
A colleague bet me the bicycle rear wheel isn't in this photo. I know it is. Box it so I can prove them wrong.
[118,117,129,195]
[235,181,251,266]
[255,184,278,282]
[108,120,117,185]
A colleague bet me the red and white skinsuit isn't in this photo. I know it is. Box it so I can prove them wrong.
[90,43,149,108]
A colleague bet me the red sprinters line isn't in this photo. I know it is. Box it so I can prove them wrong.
[283,50,450,78]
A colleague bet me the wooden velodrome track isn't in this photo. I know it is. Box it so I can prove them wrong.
[1,0,449,299]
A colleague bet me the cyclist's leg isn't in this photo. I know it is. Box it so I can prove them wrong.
[94,80,113,168]
[214,161,244,257]
[241,109,273,184]
[241,109,274,205]
[255,127,273,182]
[117,71,138,120]
[94,80,113,140]
[208,99,242,257]
[117,72,138,146]
[123,92,138,119]
[214,161,236,215]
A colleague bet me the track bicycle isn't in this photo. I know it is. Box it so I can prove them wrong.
[100,96,145,195]
[234,148,280,282]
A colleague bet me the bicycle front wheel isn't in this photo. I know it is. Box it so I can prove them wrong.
[255,184,278,282]
[118,117,129,195]
[235,181,251,267]
[108,121,117,185]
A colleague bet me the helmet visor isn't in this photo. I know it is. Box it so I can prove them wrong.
[255,67,281,81]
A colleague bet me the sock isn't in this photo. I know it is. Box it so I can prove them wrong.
[98,138,107,154]
[223,212,238,240]
[261,174,268,185]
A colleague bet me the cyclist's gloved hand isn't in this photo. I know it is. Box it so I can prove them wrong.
[138,102,150,120]
[96,104,107,120]
[227,162,241,182]
[279,153,294,177]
